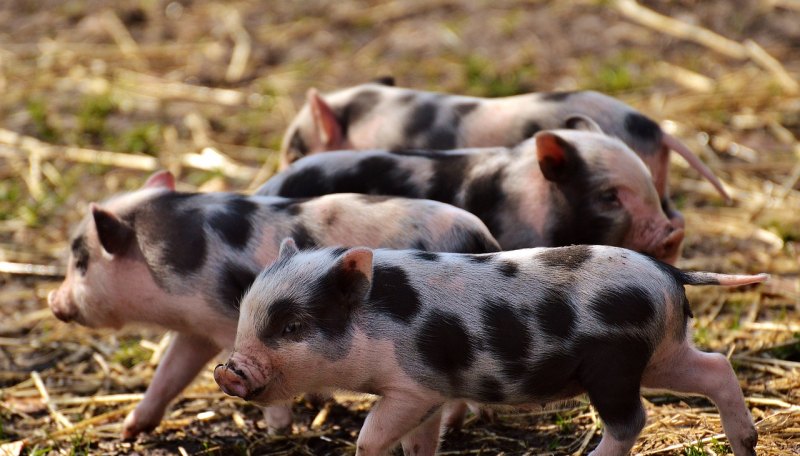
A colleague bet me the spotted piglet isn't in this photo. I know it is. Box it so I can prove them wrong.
[216,239,763,455]
[280,82,731,226]
[259,129,685,263]
[47,171,499,439]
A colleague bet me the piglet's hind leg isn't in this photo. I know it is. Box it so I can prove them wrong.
[580,338,649,456]
[642,345,757,456]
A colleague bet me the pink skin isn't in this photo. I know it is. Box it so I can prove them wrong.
[216,247,763,456]
[215,332,448,456]
[283,86,730,214]
[50,172,495,439]
[516,131,683,263]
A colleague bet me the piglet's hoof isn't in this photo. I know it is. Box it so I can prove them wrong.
[263,405,293,434]
[122,409,158,441]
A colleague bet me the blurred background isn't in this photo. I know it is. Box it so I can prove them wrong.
[0,1,798,454]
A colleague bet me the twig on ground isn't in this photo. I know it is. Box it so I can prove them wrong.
[31,371,73,430]
[0,261,62,277]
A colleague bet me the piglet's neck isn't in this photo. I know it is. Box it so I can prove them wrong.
[114,247,235,345]
[504,155,553,246]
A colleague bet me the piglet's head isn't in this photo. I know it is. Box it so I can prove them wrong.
[47,171,175,328]
[217,238,374,404]
[279,89,354,169]
[534,130,683,264]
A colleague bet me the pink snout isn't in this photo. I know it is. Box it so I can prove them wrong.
[214,362,255,399]
[654,227,685,265]
[47,289,77,323]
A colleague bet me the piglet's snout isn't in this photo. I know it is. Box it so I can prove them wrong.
[214,362,250,399]
[47,289,76,322]
[657,226,685,264]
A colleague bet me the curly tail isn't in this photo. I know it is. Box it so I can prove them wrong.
[663,133,731,202]
[679,271,769,286]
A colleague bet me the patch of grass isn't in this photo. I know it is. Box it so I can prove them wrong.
[0,180,23,221]
[77,93,116,144]
[69,432,91,456]
[580,51,650,94]
[554,412,575,433]
[27,98,60,142]
[113,123,162,155]
[710,437,732,455]
[684,444,706,456]
[693,325,710,347]
[28,446,54,456]
[463,55,536,97]
[112,337,150,369]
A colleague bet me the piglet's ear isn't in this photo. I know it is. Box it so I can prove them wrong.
[333,248,374,303]
[307,88,343,149]
[535,132,579,183]
[564,115,604,134]
[278,237,299,259]
[143,170,176,190]
[91,204,135,255]
[372,75,395,86]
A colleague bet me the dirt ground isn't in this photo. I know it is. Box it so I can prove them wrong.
[0,0,798,455]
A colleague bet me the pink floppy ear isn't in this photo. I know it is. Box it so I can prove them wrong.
[307,88,344,149]
[278,237,299,259]
[91,203,134,255]
[535,131,577,183]
[142,170,175,190]
[564,114,604,134]
[332,247,374,304]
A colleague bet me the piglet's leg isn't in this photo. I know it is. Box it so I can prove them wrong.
[122,332,219,440]
[400,406,442,456]
[262,402,293,433]
[440,401,468,430]
[356,394,442,456]
[642,345,757,456]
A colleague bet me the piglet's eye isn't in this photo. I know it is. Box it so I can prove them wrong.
[599,188,620,206]
[283,321,301,336]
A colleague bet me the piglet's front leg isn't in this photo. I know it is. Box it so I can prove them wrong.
[356,393,443,456]
[122,332,220,440]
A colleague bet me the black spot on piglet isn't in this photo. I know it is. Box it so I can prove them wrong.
[291,224,318,249]
[208,197,258,249]
[278,167,330,198]
[413,251,440,262]
[477,376,505,403]
[624,112,662,150]
[405,102,438,138]
[588,285,655,327]
[538,245,593,270]
[217,262,258,314]
[535,287,576,339]
[497,261,519,277]
[368,265,421,324]
[71,235,90,274]
[481,298,530,377]
[417,309,475,379]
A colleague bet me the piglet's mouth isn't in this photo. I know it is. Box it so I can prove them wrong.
[214,363,270,402]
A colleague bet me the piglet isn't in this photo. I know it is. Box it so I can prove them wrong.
[47,171,499,439]
[259,129,685,263]
[280,82,731,226]
[217,239,764,456]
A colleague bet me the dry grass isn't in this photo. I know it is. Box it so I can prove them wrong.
[0,0,798,454]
